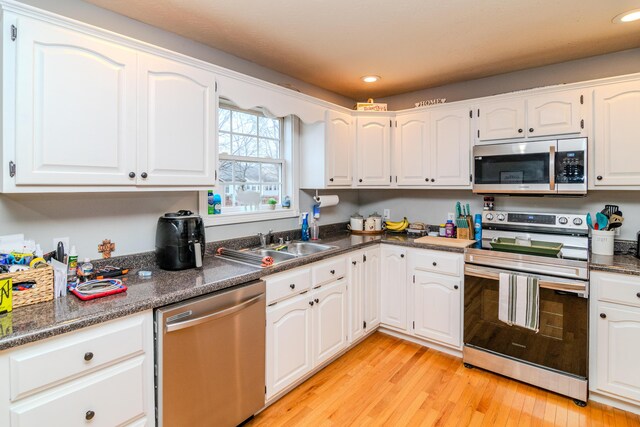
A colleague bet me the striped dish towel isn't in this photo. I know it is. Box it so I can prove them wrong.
[498,273,540,332]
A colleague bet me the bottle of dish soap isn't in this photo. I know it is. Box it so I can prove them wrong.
[301,212,310,241]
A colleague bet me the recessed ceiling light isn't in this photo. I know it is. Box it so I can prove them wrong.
[361,75,381,83]
[612,9,640,23]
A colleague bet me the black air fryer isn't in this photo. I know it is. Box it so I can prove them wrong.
[156,210,206,270]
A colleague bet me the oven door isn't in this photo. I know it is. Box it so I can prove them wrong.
[464,264,588,378]
[473,140,557,194]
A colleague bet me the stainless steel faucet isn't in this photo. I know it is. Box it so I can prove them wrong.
[258,229,274,247]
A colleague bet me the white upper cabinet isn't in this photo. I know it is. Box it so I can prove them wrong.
[137,54,217,186]
[593,80,640,186]
[356,115,392,186]
[299,109,353,189]
[394,112,430,186]
[477,91,584,143]
[526,91,582,138]
[429,106,471,186]
[14,17,137,186]
[326,110,354,186]
[477,99,525,141]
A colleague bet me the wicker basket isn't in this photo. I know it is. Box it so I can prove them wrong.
[0,266,54,309]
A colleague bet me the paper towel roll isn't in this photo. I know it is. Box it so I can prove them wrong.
[313,195,339,208]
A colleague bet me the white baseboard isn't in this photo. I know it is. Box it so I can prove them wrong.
[589,391,640,415]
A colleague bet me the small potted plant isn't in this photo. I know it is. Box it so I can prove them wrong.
[267,198,278,210]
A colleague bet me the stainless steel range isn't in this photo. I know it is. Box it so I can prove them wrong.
[463,210,590,405]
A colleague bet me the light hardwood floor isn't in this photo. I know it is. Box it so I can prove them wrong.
[249,332,640,426]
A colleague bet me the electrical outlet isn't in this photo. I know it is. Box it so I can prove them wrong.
[383,209,390,219]
[447,212,455,220]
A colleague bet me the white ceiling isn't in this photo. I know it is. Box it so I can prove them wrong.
[84,0,640,100]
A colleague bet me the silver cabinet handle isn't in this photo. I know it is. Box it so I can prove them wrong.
[166,294,264,333]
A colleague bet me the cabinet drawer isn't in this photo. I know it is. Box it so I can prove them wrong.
[595,272,640,308]
[265,267,312,305]
[9,314,146,401]
[312,257,346,287]
[409,249,462,277]
[10,356,147,427]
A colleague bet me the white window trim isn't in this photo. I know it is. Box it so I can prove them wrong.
[199,113,299,226]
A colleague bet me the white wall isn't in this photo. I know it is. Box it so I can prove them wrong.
[358,190,640,241]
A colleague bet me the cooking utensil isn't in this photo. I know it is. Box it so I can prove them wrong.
[456,202,462,219]
[609,214,624,224]
[603,204,619,218]
[586,213,594,230]
[596,212,609,231]
[608,222,622,230]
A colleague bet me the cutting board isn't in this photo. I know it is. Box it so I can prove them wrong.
[413,236,476,248]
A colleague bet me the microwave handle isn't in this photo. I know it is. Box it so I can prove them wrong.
[464,264,588,297]
[549,145,556,192]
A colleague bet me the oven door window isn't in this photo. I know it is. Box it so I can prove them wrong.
[474,153,550,185]
[464,274,587,378]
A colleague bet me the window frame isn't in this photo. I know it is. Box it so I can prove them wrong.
[199,103,299,226]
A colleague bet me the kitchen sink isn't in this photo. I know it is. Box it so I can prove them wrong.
[217,241,339,268]
[286,242,338,256]
[248,249,298,263]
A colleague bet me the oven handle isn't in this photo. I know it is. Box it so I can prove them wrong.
[464,264,588,297]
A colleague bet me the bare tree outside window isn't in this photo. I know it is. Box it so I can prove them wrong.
[218,106,284,210]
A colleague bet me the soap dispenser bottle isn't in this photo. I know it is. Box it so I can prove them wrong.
[301,212,310,241]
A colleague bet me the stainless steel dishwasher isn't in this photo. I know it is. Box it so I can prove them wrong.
[155,281,266,427]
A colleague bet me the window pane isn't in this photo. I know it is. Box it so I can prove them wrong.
[232,135,258,157]
[219,160,233,182]
[219,108,231,132]
[232,111,257,135]
[259,116,279,139]
[261,185,281,204]
[258,138,280,158]
[233,162,260,182]
[261,163,280,183]
[218,132,231,155]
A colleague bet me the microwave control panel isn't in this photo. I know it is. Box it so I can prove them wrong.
[555,151,585,183]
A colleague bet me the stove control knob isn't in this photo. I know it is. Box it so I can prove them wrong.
[558,217,568,225]
[573,218,583,226]
[497,214,505,221]
[485,213,494,221]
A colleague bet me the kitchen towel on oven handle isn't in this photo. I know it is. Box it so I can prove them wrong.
[498,272,540,332]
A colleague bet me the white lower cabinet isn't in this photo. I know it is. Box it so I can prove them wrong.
[266,271,347,400]
[347,247,381,343]
[380,245,408,330]
[266,292,314,399]
[411,272,461,348]
[0,312,154,427]
[591,272,640,406]
[363,247,381,333]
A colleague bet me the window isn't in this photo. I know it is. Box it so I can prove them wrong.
[199,103,298,225]
[218,106,284,210]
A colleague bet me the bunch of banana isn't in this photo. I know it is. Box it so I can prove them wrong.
[385,217,409,232]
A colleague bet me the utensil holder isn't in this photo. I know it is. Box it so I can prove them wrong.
[591,229,615,256]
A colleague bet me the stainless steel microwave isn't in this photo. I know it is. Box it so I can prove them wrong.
[472,138,587,195]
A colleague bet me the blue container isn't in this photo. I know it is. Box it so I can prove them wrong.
[474,213,482,248]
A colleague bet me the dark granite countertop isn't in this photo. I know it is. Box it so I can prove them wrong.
[590,254,640,276]
[0,232,466,351]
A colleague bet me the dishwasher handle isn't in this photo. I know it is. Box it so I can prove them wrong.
[166,293,264,333]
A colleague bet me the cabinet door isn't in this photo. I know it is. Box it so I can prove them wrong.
[395,112,429,186]
[312,281,348,366]
[364,247,381,332]
[266,295,313,399]
[430,106,471,186]
[412,272,461,348]
[526,91,582,138]
[595,303,640,402]
[593,80,640,186]
[477,99,525,141]
[15,18,137,185]
[347,252,364,343]
[137,54,217,186]
[326,110,353,186]
[356,116,391,186]
[380,245,407,330]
